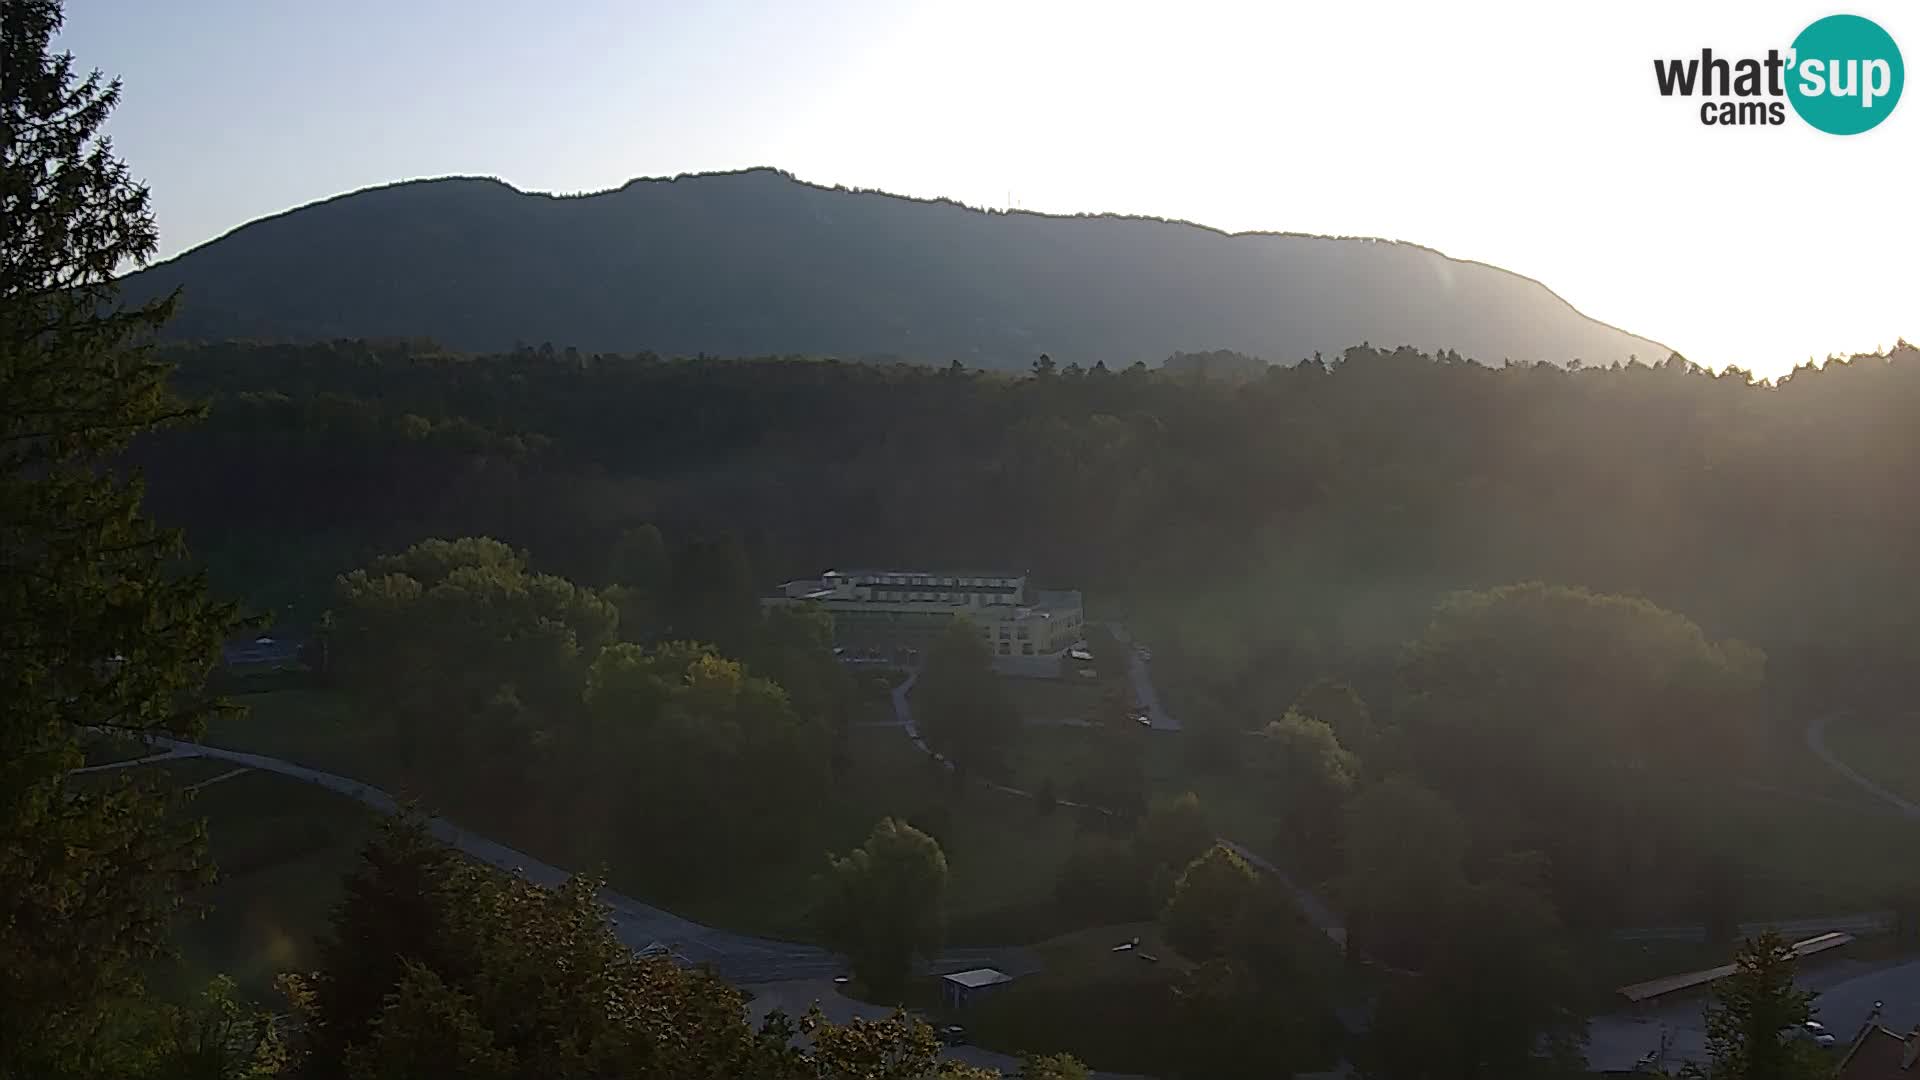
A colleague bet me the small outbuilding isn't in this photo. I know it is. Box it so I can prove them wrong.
[939,967,1015,1009]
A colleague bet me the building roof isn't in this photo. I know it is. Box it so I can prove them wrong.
[1617,932,1853,1003]
[824,569,1026,580]
[1838,1025,1920,1079]
[940,967,1015,989]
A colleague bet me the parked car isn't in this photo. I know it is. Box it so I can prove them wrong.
[937,1025,968,1046]
[1785,1021,1836,1048]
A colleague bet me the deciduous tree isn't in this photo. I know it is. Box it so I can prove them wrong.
[1257,709,1359,876]
[1399,583,1765,929]
[1338,778,1468,967]
[1358,876,1585,1080]
[817,818,949,1000]
[296,819,1004,1080]
[1161,843,1258,962]
[1136,791,1215,893]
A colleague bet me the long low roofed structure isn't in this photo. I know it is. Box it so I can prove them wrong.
[764,568,1084,663]
[1617,932,1855,1004]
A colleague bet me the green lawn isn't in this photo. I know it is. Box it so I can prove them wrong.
[158,770,378,1001]
[80,732,159,766]
[199,688,1089,946]
[630,724,1084,943]
[1688,726,1919,918]
[67,755,248,791]
[1821,711,1920,806]
[1003,726,1280,865]
[952,920,1344,1076]
[999,675,1107,725]
[931,922,1190,1073]
[207,688,401,787]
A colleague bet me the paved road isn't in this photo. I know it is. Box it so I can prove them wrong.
[1105,622,1178,731]
[1588,954,1920,1072]
[1807,715,1920,820]
[128,736,1040,984]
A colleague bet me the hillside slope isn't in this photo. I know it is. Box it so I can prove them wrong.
[120,168,1668,369]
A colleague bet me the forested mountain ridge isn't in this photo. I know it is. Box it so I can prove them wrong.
[116,167,1668,369]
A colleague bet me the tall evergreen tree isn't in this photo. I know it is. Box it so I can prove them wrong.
[1688,932,1827,1080]
[0,1,238,1071]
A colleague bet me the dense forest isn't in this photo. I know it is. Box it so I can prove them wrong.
[110,168,1666,369]
[145,336,1920,717]
[113,335,1920,1076]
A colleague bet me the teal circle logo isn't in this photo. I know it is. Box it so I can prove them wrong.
[1787,14,1904,134]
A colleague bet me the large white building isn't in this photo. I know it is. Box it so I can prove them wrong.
[764,568,1084,661]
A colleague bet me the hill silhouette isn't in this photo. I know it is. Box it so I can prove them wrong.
[119,167,1668,369]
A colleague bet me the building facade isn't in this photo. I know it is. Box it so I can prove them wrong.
[763,569,1084,661]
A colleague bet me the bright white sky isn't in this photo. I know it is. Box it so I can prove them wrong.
[61,0,1916,378]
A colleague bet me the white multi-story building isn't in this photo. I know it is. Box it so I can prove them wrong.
[764,568,1084,660]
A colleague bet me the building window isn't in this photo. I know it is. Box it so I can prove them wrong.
[998,642,1010,654]
[1022,643,1034,655]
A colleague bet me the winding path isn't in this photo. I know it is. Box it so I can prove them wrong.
[1806,714,1920,820]
[85,733,1087,1075]
[127,735,1037,985]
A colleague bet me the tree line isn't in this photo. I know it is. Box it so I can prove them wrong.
[139,333,1920,722]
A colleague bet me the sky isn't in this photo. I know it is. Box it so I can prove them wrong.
[58,0,1917,379]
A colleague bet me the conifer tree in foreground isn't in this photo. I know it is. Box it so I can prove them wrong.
[1,0,240,1072]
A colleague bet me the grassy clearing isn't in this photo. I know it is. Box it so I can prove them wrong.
[206,688,400,786]
[643,724,1084,943]
[946,923,1198,1074]
[1704,727,1919,918]
[66,755,248,792]
[201,689,1087,945]
[1003,726,1280,863]
[159,770,378,1001]
[1721,791,1918,917]
[1821,711,1920,806]
[1000,675,1106,725]
[936,923,1185,1044]
[79,732,158,765]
